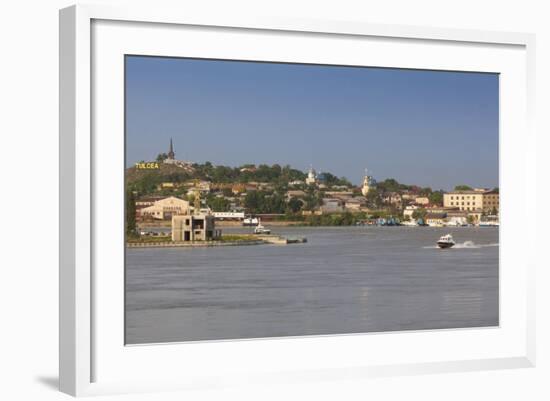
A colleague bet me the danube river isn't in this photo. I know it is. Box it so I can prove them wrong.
[125,226,499,344]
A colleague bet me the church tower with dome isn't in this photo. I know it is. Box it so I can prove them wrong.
[361,168,373,196]
[305,166,317,185]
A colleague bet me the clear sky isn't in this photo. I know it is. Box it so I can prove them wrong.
[125,56,499,191]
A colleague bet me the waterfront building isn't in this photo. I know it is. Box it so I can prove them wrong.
[443,189,499,213]
[211,211,245,220]
[426,206,459,214]
[140,196,191,220]
[320,198,344,214]
[446,210,469,226]
[172,213,221,242]
[425,212,447,227]
[135,196,165,208]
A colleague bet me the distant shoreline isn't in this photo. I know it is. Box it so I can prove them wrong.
[127,239,265,248]
[138,220,303,229]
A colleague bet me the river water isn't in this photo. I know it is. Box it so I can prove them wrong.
[125,226,499,344]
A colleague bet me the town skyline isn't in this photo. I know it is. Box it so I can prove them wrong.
[129,138,498,192]
[126,56,499,191]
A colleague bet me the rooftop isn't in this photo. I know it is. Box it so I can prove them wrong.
[446,189,498,195]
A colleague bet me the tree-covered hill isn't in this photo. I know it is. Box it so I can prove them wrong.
[126,162,310,191]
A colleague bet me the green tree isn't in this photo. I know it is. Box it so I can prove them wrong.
[412,208,427,220]
[156,153,168,162]
[265,193,287,214]
[377,178,401,193]
[303,189,322,211]
[244,191,260,213]
[287,197,303,214]
[125,190,137,237]
[207,196,230,212]
[419,187,433,196]
[130,172,162,195]
[454,185,473,191]
[429,191,443,205]
[366,187,382,208]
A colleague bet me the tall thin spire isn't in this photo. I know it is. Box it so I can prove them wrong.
[168,138,175,159]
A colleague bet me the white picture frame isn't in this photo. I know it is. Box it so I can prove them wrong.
[59,4,536,397]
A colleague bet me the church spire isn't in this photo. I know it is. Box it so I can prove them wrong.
[168,138,175,159]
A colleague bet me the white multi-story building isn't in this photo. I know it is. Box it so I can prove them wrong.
[443,189,499,213]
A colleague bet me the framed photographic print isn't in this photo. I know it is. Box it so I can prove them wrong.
[59,4,536,397]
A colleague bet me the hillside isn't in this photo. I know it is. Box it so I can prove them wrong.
[126,162,313,188]
[126,162,195,185]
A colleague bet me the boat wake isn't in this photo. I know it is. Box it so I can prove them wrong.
[423,241,499,249]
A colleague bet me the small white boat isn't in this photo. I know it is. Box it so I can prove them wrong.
[243,216,259,226]
[253,219,271,234]
[479,221,499,227]
[437,234,455,249]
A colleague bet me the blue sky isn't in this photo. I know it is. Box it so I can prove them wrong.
[125,56,499,190]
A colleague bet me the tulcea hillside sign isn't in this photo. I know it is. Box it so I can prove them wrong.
[135,162,160,169]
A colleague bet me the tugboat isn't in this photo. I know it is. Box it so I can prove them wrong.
[437,234,455,249]
[253,219,271,235]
